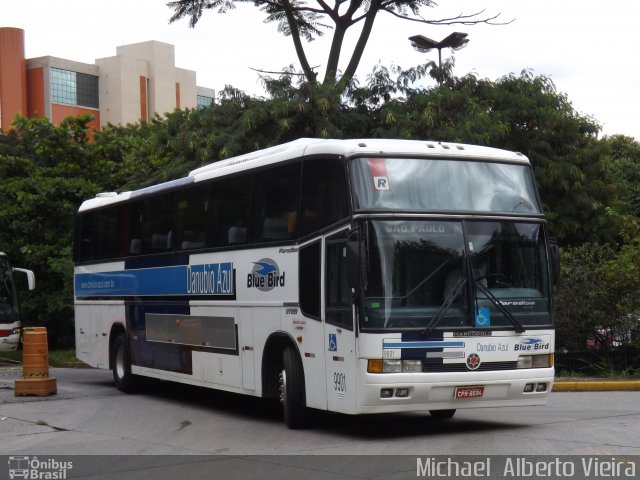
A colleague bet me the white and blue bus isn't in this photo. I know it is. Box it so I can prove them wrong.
[74,138,557,428]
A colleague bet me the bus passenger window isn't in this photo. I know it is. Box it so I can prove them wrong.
[208,175,251,247]
[300,158,348,236]
[251,163,301,243]
[176,185,208,250]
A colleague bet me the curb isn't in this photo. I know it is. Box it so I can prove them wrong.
[553,380,640,392]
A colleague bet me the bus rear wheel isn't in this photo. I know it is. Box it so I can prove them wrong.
[112,333,137,393]
[429,409,456,419]
[279,346,307,429]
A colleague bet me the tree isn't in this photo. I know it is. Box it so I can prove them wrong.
[602,135,640,219]
[167,0,504,92]
[0,115,122,348]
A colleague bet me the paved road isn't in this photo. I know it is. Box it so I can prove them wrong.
[1,367,639,457]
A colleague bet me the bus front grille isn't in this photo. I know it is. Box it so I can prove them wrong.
[422,361,518,372]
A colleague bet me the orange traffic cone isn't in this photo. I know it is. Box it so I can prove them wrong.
[15,327,57,396]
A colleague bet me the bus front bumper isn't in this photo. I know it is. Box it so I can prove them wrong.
[356,367,555,414]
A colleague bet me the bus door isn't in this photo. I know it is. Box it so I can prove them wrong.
[323,231,357,414]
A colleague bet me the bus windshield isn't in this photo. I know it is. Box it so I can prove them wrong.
[351,157,541,213]
[361,220,552,331]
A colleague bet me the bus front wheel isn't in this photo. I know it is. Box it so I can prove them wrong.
[279,346,307,429]
[112,333,137,393]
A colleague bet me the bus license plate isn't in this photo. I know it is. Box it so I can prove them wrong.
[454,386,484,399]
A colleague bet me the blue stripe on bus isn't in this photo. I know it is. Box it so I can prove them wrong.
[75,262,234,298]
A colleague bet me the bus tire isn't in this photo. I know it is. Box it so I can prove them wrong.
[112,333,137,393]
[429,409,456,419]
[279,346,307,429]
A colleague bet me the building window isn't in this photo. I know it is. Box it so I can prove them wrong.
[196,95,213,109]
[51,67,99,109]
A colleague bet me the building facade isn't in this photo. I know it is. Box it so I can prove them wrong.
[0,28,215,132]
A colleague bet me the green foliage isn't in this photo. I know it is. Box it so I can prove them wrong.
[554,240,640,372]
[0,115,121,348]
[1,66,638,358]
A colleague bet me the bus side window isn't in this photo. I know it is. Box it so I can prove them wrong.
[208,174,251,247]
[299,241,321,319]
[145,195,175,253]
[176,185,208,250]
[251,163,301,243]
[300,158,349,236]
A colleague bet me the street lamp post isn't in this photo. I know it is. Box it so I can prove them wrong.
[409,32,469,85]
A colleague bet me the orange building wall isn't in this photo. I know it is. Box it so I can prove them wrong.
[51,104,100,136]
[0,28,28,131]
[26,67,45,118]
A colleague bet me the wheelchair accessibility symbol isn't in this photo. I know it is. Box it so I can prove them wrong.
[475,307,491,327]
[328,334,337,352]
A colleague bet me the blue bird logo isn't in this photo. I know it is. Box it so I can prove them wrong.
[522,338,542,345]
[252,261,278,276]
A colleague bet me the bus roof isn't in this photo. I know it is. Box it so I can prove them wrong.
[79,138,529,212]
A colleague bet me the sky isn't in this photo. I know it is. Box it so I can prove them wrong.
[3,0,639,140]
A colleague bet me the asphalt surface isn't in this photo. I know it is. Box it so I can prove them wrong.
[2,355,640,391]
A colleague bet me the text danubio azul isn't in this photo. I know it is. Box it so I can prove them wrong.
[186,263,234,295]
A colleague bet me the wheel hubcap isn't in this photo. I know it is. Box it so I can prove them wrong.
[279,369,287,405]
[115,346,125,380]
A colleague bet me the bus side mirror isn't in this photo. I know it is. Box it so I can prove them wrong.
[13,268,35,291]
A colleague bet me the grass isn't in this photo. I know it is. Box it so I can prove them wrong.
[0,348,85,367]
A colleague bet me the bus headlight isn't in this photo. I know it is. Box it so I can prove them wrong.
[367,359,423,373]
[517,354,552,369]
[383,360,402,373]
[402,360,422,372]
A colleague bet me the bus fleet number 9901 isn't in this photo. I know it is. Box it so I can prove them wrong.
[334,372,346,392]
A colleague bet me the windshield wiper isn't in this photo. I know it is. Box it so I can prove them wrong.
[474,281,525,333]
[421,276,466,337]
[401,259,450,303]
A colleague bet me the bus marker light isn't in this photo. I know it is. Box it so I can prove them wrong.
[536,383,547,392]
[368,359,383,373]
[523,383,535,393]
[296,336,303,343]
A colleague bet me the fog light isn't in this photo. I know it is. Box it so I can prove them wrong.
[536,383,547,392]
[380,388,393,398]
[395,387,410,398]
[524,383,535,393]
